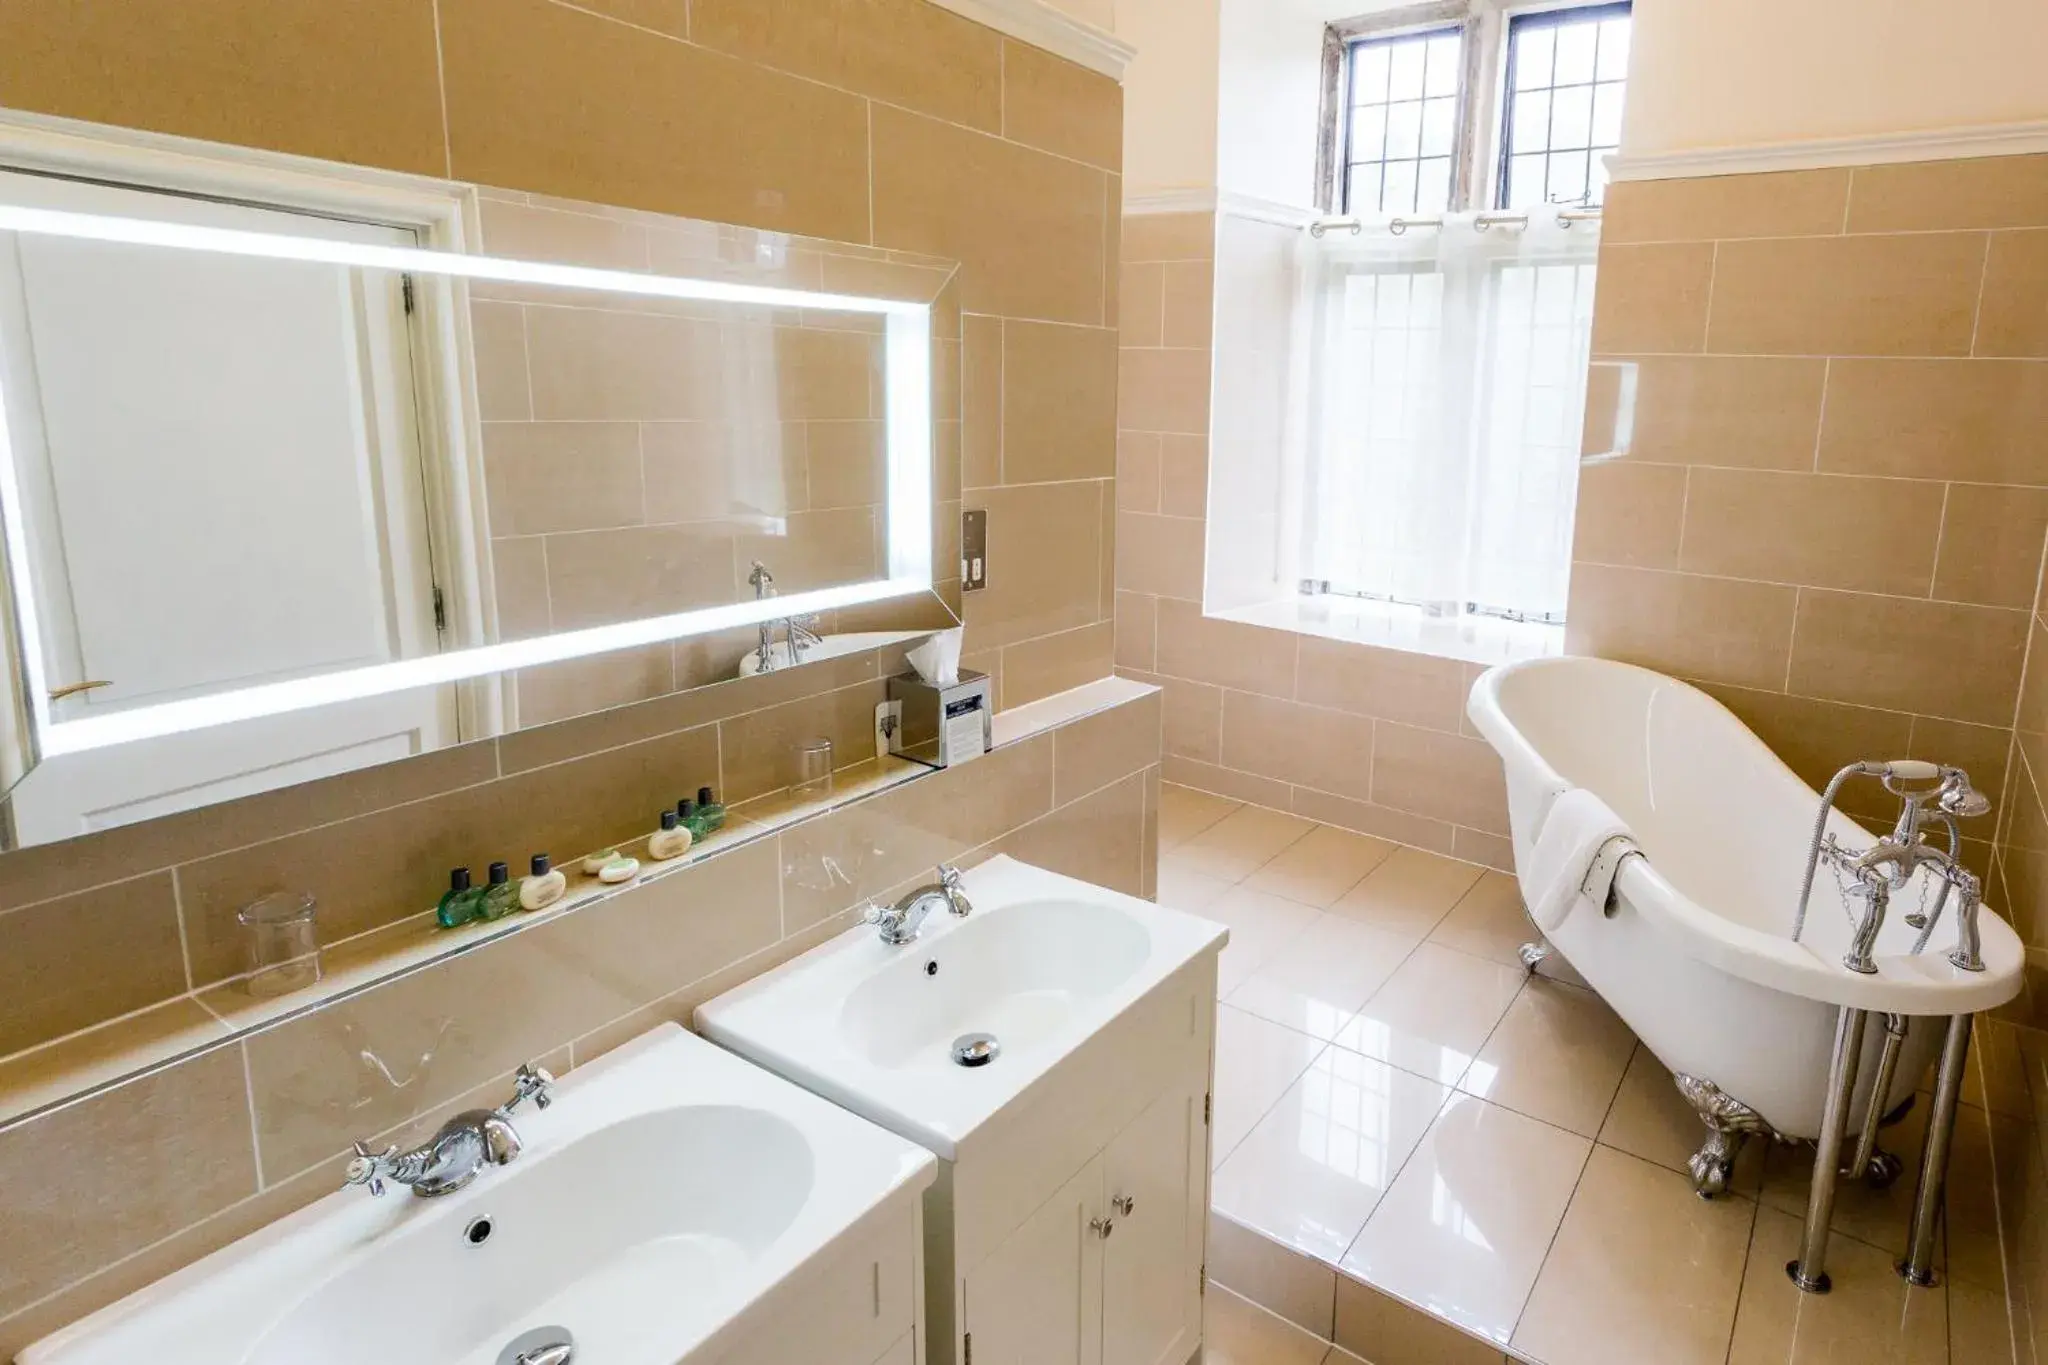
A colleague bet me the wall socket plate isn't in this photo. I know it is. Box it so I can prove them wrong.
[962,508,987,591]
[875,699,903,759]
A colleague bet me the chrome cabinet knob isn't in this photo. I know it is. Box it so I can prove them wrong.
[1090,1215,1116,1239]
[1111,1193,1135,1217]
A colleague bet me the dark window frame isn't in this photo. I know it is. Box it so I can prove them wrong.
[1494,1,1634,210]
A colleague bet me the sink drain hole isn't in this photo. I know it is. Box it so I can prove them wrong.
[497,1326,574,1365]
[464,1215,494,1246]
[952,1032,1000,1067]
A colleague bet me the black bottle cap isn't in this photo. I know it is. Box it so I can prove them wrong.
[488,861,510,885]
[698,785,716,806]
[679,798,697,819]
[531,854,552,876]
[449,867,472,892]
[661,810,679,830]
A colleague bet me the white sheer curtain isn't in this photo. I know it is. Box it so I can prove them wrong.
[1300,215,1599,623]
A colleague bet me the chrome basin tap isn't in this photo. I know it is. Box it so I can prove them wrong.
[863,864,972,945]
[344,1062,553,1197]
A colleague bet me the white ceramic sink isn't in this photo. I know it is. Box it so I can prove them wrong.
[696,856,1228,1159]
[736,631,918,677]
[23,1025,935,1365]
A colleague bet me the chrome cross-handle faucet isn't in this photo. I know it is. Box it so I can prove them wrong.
[863,864,973,945]
[344,1062,554,1197]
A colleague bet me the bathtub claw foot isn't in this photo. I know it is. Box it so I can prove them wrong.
[1675,1073,1773,1200]
[1862,1148,1905,1190]
[1517,941,1550,974]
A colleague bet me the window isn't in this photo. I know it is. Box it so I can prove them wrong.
[1498,4,1632,209]
[1342,29,1465,217]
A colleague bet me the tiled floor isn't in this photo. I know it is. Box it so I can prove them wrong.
[1160,784,2028,1365]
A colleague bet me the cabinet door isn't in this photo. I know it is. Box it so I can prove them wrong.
[960,1158,1104,1365]
[1100,1084,1204,1365]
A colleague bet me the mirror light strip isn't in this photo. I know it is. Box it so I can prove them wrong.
[0,203,930,316]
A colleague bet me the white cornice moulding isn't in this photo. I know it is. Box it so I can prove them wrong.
[1609,119,2048,181]
[1122,188,1317,229]
[1123,187,1217,217]
[926,0,1134,80]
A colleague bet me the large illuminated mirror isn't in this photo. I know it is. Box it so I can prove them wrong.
[0,120,960,848]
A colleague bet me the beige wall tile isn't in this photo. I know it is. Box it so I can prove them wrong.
[641,421,808,524]
[1572,461,1687,569]
[1295,637,1467,732]
[1788,590,2029,725]
[1706,232,1987,356]
[1219,691,1376,804]
[1117,431,1162,512]
[1846,153,2048,233]
[872,104,1108,324]
[1163,753,1295,811]
[1000,39,1122,170]
[772,324,882,421]
[736,506,881,593]
[1123,212,1215,264]
[718,679,884,802]
[515,644,675,729]
[565,0,689,37]
[1609,356,1826,471]
[483,422,643,536]
[1114,591,1158,671]
[470,301,533,422]
[1154,597,1298,699]
[1933,482,2048,608]
[544,524,738,627]
[1677,468,1943,595]
[524,307,729,421]
[1910,715,2012,810]
[1371,723,1511,836]
[1052,689,1161,805]
[1116,512,1205,600]
[1162,260,1215,349]
[1002,322,1119,483]
[1004,621,1115,709]
[1818,358,2048,482]
[806,419,887,509]
[0,0,446,177]
[1290,786,1457,854]
[691,0,1002,132]
[1124,669,1224,765]
[0,1047,258,1319]
[1120,263,1165,347]
[1119,347,1213,434]
[1566,564,1798,691]
[491,536,553,640]
[964,480,1105,648]
[0,875,185,1056]
[1695,683,1914,800]
[441,0,870,241]
[1001,771,1147,897]
[1977,230,2048,358]
[1589,243,1714,355]
[1158,434,1210,518]
[1453,827,1515,872]
[478,197,650,269]
[1604,169,1851,244]
[962,314,1003,489]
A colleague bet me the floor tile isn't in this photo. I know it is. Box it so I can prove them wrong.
[1333,943,1526,1088]
[1757,1100,1938,1260]
[1947,1278,2018,1365]
[1210,1209,1340,1339]
[1459,978,1637,1138]
[1214,1042,1451,1262]
[1328,847,1487,942]
[1334,1274,1508,1365]
[1244,825,1399,908]
[1341,1093,1591,1346]
[1598,1045,1767,1197]
[1207,885,1322,998]
[1965,1018,2034,1119]
[1177,803,1318,882]
[1943,1102,2029,1292]
[1228,914,1415,1042]
[1157,856,1234,915]
[1427,871,1536,968]
[1513,1145,1754,1365]
[1215,1003,1328,1166]
[1204,1282,1332,1365]
[1725,1205,1948,1365]
[1160,782,1240,850]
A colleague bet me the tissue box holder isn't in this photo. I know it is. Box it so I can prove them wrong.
[887,669,992,768]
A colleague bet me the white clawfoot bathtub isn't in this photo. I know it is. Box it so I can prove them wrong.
[1468,657,2024,1190]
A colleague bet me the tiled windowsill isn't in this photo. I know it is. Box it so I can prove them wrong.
[1215,596,1564,669]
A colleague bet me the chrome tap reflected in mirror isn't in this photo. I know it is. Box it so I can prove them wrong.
[344,1062,553,1198]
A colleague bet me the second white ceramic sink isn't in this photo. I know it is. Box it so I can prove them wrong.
[696,856,1228,1158]
[23,1025,935,1365]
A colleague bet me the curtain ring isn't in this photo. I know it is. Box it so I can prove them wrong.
[1389,218,1408,236]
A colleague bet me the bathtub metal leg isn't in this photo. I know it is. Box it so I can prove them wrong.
[1517,940,1550,974]
[1674,1074,1773,1199]
[1899,1013,1973,1288]
[1848,1014,1909,1188]
[1789,1005,1869,1294]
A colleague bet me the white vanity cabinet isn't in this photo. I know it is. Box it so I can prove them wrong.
[707,1200,927,1365]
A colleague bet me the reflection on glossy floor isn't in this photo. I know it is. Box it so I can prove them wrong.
[1160,784,2037,1365]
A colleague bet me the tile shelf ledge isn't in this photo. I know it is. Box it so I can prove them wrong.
[1215,597,1565,669]
[0,674,1161,1134]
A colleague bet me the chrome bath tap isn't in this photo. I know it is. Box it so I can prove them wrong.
[863,864,973,945]
[344,1063,553,1197]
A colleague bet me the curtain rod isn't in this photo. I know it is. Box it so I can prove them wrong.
[1307,207,1602,238]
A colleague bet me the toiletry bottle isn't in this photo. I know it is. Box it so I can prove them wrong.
[436,867,477,928]
[693,785,727,835]
[520,854,566,911]
[648,809,694,861]
[676,797,698,835]
[479,861,521,921]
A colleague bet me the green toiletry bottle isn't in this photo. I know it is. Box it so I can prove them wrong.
[691,785,727,835]
[436,867,477,928]
[479,861,521,921]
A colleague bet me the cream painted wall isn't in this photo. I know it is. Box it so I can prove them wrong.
[1113,0,1222,197]
[1214,0,1330,208]
[1622,0,2048,155]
